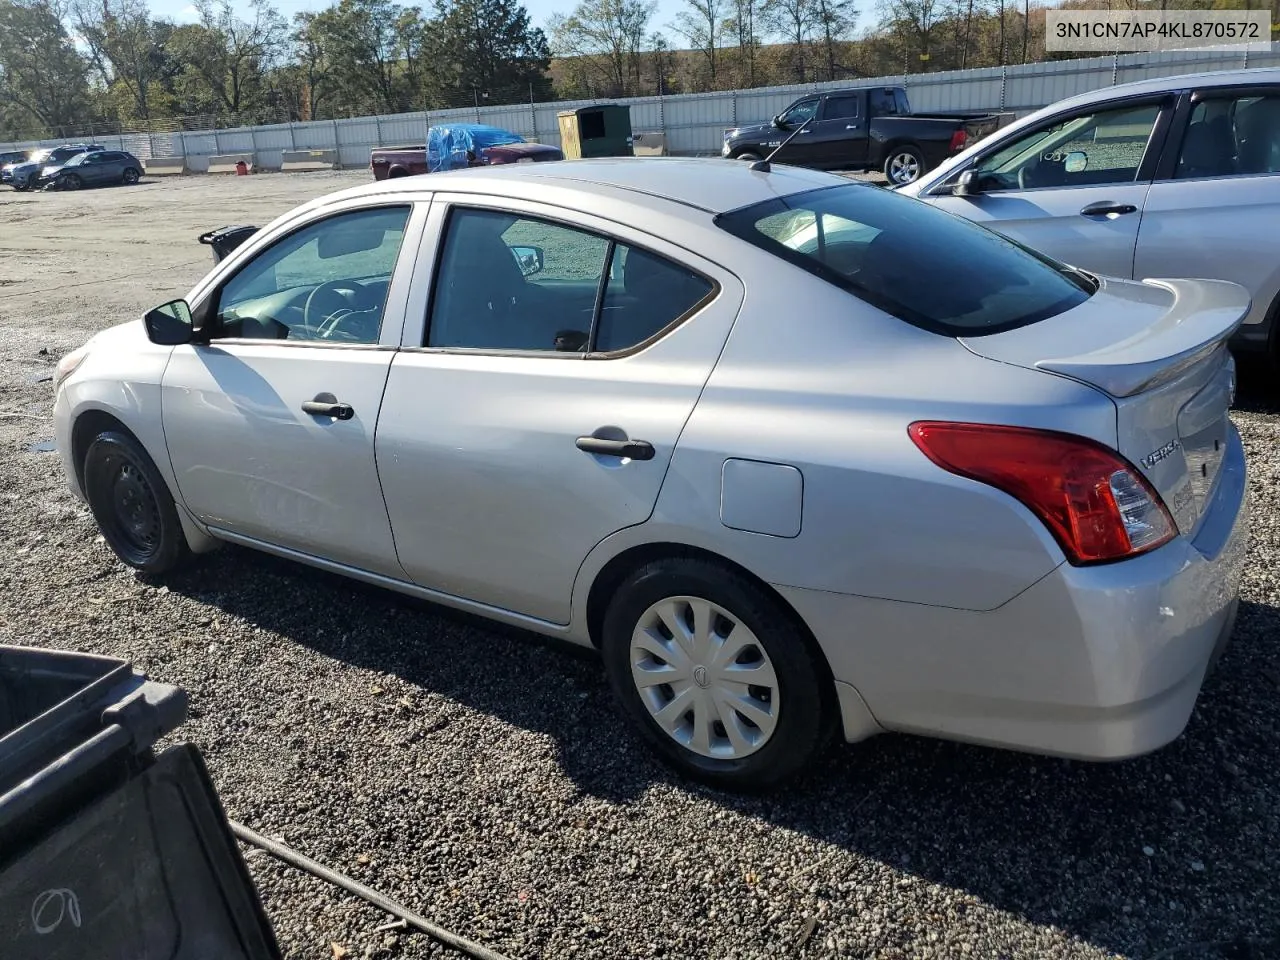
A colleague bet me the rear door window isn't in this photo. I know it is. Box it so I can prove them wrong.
[715,183,1094,336]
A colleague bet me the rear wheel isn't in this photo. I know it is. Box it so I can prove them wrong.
[122,167,140,184]
[601,558,834,791]
[884,145,925,186]
[83,430,190,574]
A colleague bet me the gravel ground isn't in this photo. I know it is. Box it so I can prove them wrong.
[2,170,1279,960]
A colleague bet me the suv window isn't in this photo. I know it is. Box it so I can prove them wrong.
[1177,94,1280,178]
[825,96,860,120]
[715,183,1094,336]
[973,102,1162,191]
[215,205,410,343]
[428,208,713,353]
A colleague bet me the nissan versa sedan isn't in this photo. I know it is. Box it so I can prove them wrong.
[53,159,1249,789]
[897,68,1280,372]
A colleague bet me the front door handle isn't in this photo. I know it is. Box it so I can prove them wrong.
[576,436,655,461]
[845,124,860,130]
[302,398,354,420]
[1079,201,1137,218]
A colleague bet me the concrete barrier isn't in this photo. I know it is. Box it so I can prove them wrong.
[143,156,186,175]
[281,149,339,171]
[207,153,254,174]
[632,132,668,157]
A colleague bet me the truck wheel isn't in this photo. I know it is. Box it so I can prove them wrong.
[734,151,763,163]
[884,146,925,186]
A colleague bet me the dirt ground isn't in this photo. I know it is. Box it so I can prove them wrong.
[3,170,1280,960]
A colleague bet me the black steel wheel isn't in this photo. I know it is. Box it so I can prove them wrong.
[83,430,189,574]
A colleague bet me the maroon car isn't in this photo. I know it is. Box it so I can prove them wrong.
[370,124,564,180]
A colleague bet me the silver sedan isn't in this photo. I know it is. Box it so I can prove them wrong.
[53,159,1249,789]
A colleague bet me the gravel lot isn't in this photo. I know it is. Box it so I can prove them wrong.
[2,170,1279,960]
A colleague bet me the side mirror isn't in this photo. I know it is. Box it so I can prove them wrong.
[1063,151,1088,174]
[953,169,983,197]
[143,299,194,346]
[773,114,786,129]
[510,245,544,277]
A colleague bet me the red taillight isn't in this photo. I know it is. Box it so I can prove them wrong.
[908,421,1176,565]
[949,129,967,152]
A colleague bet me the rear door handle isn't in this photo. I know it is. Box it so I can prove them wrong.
[1079,201,1137,218]
[302,399,354,420]
[576,437,655,461]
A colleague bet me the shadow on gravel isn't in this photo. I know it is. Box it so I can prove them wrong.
[155,362,1280,960]
[162,552,1280,960]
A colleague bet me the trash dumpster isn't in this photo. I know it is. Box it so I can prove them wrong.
[557,104,634,159]
[198,224,259,262]
[0,645,280,959]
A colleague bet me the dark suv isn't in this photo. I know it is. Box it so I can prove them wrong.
[39,150,144,190]
[5,144,106,190]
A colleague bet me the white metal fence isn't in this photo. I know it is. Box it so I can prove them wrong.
[3,45,1278,166]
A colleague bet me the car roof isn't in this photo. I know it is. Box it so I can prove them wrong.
[316,157,850,216]
[1029,66,1280,114]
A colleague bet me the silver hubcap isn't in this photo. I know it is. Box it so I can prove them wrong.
[889,152,920,184]
[630,596,780,760]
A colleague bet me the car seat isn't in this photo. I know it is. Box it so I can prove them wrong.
[1234,98,1280,175]
[595,249,710,352]
[1177,116,1235,179]
[431,219,529,348]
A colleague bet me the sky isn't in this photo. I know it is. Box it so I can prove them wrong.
[148,0,865,41]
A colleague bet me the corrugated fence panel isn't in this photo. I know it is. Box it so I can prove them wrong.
[6,48,1277,159]
[379,115,427,145]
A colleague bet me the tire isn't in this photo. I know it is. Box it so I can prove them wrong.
[734,151,763,163]
[59,173,82,190]
[883,145,926,186]
[12,179,28,192]
[82,430,190,575]
[601,558,834,791]
[122,167,140,184]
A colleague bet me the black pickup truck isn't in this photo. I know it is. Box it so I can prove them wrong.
[721,86,1001,186]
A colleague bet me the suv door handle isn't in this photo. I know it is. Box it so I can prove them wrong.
[576,437,655,461]
[302,399,354,420]
[1079,201,1137,218]
[845,124,861,130]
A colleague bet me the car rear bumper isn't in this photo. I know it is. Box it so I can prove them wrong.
[778,422,1249,760]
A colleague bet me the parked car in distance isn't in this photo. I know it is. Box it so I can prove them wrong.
[897,68,1280,372]
[39,149,143,190]
[54,159,1248,790]
[0,149,29,182]
[370,123,565,180]
[721,86,1002,185]
[4,144,105,190]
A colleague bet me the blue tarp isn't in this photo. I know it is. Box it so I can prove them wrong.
[426,124,526,173]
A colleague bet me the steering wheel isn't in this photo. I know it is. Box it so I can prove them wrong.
[303,279,366,339]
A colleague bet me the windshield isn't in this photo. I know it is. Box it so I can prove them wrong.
[63,153,90,166]
[714,183,1095,336]
[28,150,51,164]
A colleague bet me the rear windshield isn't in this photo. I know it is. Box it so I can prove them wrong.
[714,183,1095,336]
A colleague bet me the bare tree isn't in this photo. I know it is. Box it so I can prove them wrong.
[722,0,760,87]
[812,0,857,80]
[72,0,168,120]
[669,0,723,89]
[766,0,817,84]
[548,0,655,96]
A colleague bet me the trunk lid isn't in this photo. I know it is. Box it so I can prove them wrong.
[959,276,1249,534]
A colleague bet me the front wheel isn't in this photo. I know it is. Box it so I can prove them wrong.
[122,167,140,184]
[12,179,29,192]
[734,151,763,163]
[601,558,834,791]
[59,173,82,190]
[83,430,190,574]
[883,145,926,186]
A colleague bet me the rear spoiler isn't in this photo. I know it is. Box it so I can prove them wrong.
[198,225,259,263]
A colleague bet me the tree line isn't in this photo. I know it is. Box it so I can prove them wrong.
[0,0,1266,141]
